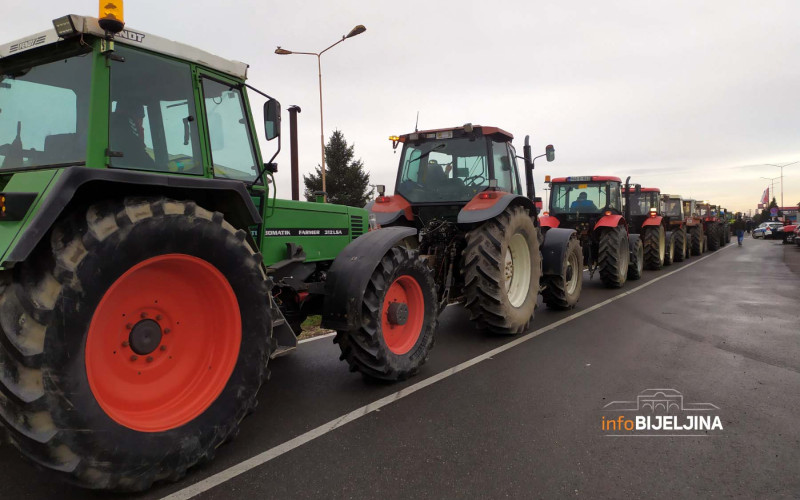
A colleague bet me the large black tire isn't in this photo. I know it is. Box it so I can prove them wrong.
[627,236,644,280]
[663,231,675,266]
[689,226,704,255]
[542,236,583,310]
[463,205,541,334]
[0,198,271,491]
[597,226,629,288]
[673,228,687,262]
[707,224,720,251]
[335,247,437,381]
[642,225,666,270]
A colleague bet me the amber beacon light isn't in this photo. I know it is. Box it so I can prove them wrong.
[98,0,125,34]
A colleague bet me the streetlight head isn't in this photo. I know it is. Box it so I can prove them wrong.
[346,25,366,38]
[275,47,293,55]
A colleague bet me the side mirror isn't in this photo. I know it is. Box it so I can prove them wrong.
[545,144,555,162]
[264,99,281,141]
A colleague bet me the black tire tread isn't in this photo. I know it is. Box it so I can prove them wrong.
[598,226,627,288]
[642,226,664,270]
[542,237,582,310]
[0,197,270,491]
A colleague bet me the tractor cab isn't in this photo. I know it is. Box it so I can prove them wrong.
[623,186,661,228]
[547,176,623,226]
[662,194,685,219]
[393,125,521,203]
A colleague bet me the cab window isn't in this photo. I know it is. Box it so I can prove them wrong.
[201,78,258,182]
[491,140,516,193]
[109,46,201,174]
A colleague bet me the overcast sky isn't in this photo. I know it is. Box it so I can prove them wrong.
[4,1,799,214]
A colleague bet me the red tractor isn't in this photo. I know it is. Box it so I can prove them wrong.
[696,202,726,251]
[660,193,689,262]
[623,186,674,269]
[683,199,706,255]
[366,124,584,352]
[540,176,643,288]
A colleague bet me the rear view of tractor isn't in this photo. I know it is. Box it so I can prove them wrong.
[365,124,583,342]
[696,202,725,251]
[540,176,642,288]
[623,185,673,270]
[683,199,706,255]
[661,194,689,262]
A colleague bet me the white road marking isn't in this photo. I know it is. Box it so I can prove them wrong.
[162,244,734,500]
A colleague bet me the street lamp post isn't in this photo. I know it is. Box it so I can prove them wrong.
[275,25,367,202]
[765,161,799,210]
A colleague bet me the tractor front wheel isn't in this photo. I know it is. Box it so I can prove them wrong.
[673,228,687,262]
[707,224,721,251]
[335,247,437,381]
[462,205,541,334]
[663,231,675,266]
[690,226,704,255]
[627,236,644,280]
[598,226,629,288]
[542,236,583,310]
[0,198,271,491]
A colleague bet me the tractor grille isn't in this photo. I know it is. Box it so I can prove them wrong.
[350,215,364,239]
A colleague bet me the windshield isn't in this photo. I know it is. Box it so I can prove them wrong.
[550,182,620,214]
[0,53,92,170]
[663,198,683,217]
[396,138,492,203]
[626,192,659,216]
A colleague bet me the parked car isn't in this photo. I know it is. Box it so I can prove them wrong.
[753,222,784,239]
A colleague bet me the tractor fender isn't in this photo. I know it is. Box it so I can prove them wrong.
[456,192,534,225]
[641,215,663,227]
[321,226,418,332]
[541,227,578,277]
[594,214,625,230]
[538,214,560,229]
[366,194,413,226]
[3,166,261,266]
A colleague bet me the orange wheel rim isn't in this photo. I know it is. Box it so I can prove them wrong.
[85,254,241,432]
[381,275,424,355]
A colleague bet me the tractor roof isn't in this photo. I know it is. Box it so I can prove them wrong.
[623,187,661,193]
[397,125,513,142]
[0,15,248,80]
[550,176,622,183]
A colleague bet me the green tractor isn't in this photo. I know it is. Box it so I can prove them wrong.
[0,11,439,491]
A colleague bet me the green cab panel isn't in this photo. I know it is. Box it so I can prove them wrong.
[260,199,369,266]
[0,169,62,268]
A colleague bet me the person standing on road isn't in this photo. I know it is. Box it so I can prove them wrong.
[733,214,746,246]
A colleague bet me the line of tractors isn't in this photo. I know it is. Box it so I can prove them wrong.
[0,8,731,492]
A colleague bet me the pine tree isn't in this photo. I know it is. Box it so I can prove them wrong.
[303,130,370,207]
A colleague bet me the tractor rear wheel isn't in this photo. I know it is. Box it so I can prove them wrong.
[707,224,721,251]
[463,205,541,334]
[690,226,704,255]
[673,228,687,262]
[542,236,583,310]
[663,232,675,266]
[627,236,644,280]
[335,247,437,381]
[598,226,629,288]
[643,226,666,270]
[0,198,271,491]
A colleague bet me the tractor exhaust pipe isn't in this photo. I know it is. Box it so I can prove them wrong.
[624,175,631,222]
[288,105,302,201]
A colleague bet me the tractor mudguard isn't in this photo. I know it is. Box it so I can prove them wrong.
[641,215,663,227]
[321,226,418,332]
[541,227,578,277]
[4,166,261,266]
[456,192,535,225]
[594,214,625,230]
[538,214,560,228]
[366,194,413,226]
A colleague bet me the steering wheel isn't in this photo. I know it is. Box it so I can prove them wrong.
[463,174,486,187]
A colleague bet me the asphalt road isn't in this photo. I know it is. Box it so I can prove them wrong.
[2,237,799,499]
